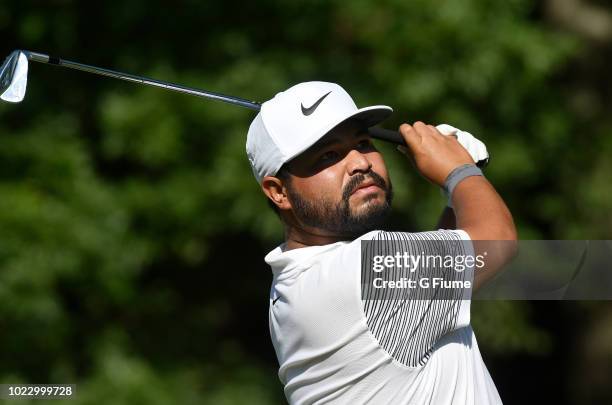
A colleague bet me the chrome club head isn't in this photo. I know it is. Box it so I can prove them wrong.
[0,50,28,103]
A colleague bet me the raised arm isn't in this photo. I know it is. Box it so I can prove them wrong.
[400,122,517,289]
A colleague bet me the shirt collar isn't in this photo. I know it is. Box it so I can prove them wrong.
[265,241,347,276]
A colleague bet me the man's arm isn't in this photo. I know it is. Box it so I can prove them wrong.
[400,122,517,290]
[451,175,517,289]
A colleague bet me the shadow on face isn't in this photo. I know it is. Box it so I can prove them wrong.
[271,119,393,237]
[286,120,388,176]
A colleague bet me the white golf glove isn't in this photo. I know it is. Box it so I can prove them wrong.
[435,124,489,165]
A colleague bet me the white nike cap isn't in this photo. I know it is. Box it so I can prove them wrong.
[246,81,392,183]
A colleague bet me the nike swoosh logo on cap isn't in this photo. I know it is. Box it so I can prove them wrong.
[301,91,332,116]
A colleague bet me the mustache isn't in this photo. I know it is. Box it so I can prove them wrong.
[342,171,388,201]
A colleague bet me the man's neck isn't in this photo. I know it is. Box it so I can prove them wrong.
[284,225,352,251]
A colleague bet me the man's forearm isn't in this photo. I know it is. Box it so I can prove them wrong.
[452,176,515,240]
[452,175,517,289]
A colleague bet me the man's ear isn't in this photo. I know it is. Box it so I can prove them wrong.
[262,176,292,211]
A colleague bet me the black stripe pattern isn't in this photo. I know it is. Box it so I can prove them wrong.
[361,231,470,367]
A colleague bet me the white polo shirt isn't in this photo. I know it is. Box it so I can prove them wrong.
[266,229,502,405]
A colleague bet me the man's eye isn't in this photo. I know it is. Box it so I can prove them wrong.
[319,151,339,162]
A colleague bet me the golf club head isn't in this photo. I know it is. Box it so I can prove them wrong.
[0,50,28,103]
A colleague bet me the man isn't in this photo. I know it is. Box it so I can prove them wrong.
[246,81,516,404]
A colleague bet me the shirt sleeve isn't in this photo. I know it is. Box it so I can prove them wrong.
[358,229,475,367]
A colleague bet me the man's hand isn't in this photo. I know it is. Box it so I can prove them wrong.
[399,121,474,186]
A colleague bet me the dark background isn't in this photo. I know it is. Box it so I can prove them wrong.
[0,1,611,403]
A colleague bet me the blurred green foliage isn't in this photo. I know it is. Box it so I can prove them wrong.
[0,0,610,404]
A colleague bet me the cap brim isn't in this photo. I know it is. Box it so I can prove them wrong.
[282,105,393,168]
[343,105,393,128]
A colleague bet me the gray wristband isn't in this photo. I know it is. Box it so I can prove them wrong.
[444,164,483,207]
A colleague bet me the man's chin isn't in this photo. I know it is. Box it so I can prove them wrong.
[350,195,388,216]
[348,202,391,230]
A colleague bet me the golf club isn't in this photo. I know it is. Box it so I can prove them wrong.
[0,49,488,167]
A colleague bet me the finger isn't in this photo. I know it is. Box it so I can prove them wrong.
[399,123,422,151]
[419,122,440,139]
[427,124,441,137]
[411,121,433,142]
[413,121,429,136]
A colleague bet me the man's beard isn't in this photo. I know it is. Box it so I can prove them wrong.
[286,171,393,238]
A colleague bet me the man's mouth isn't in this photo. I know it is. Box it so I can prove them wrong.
[342,172,388,202]
[351,180,382,196]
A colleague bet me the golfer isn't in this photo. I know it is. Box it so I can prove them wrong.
[246,82,516,404]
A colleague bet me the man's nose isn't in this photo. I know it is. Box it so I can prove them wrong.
[346,150,372,175]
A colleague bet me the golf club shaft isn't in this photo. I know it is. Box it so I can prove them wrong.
[24,50,261,110]
[22,51,412,148]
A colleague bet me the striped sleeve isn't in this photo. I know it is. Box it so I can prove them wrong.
[360,229,474,367]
